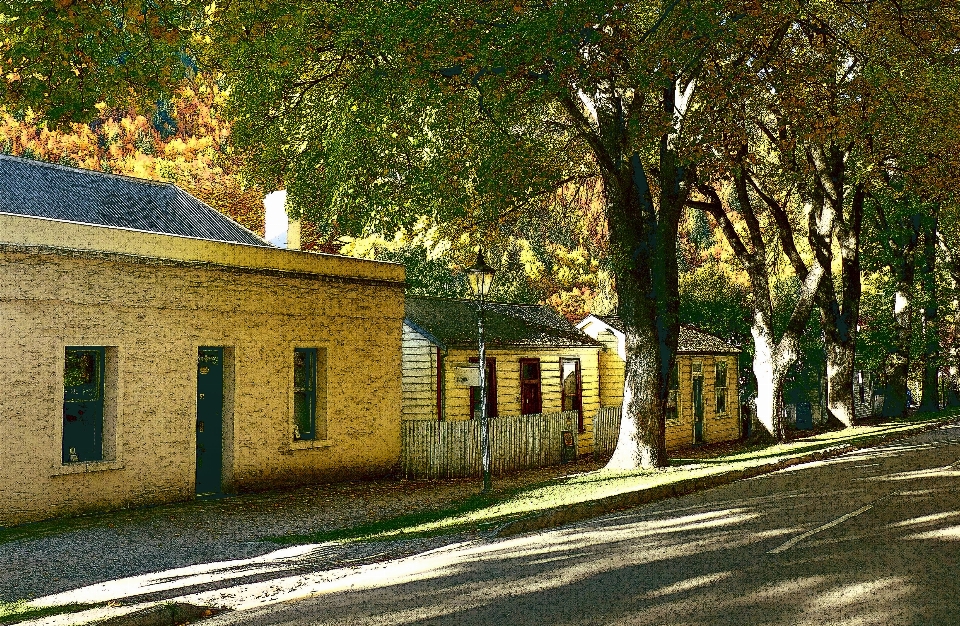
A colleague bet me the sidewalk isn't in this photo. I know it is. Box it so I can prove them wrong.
[1,458,604,607]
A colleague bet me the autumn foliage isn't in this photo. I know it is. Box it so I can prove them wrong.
[0,84,265,236]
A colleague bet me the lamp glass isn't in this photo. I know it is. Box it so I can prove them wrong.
[467,252,496,297]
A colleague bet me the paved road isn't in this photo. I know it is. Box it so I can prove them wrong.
[197,422,960,626]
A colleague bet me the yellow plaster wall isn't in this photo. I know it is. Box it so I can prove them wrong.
[0,223,404,526]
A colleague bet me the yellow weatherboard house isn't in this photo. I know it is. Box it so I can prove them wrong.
[0,154,405,526]
[578,314,742,449]
[402,295,602,453]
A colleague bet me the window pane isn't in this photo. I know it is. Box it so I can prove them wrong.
[63,347,105,463]
[293,349,316,439]
[561,360,580,412]
[294,391,312,437]
[521,361,539,381]
[64,352,96,387]
[717,388,727,414]
[716,360,727,387]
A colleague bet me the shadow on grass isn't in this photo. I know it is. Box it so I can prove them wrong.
[265,411,959,546]
[0,600,111,626]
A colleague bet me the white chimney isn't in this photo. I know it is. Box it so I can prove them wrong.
[263,190,301,250]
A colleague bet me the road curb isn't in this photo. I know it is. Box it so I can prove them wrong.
[495,417,957,538]
[92,603,225,626]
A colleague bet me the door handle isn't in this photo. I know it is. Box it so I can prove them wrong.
[197,420,205,433]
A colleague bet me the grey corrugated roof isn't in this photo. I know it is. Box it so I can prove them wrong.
[0,154,268,246]
[406,295,601,350]
[595,315,740,354]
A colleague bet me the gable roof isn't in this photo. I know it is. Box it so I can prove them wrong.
[0,154,268,247]
[405,295,600,350]
[585,314,740,354]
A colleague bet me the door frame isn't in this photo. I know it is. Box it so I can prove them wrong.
[560,358,583,432]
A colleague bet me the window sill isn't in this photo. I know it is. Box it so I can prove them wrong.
[52,460,124,476]
[290,438,334,451]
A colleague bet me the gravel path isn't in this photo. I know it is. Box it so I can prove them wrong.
[1,459,604,605]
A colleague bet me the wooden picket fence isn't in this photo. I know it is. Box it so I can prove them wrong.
[592,406,622,458]
[401,410,581,479]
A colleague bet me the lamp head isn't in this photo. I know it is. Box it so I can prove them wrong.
[466,250,496,297]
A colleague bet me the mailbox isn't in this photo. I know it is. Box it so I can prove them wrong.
[454,365,480,387]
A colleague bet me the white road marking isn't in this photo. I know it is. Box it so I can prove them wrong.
[769,492,898,554]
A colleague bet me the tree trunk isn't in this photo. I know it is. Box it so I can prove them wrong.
[919,212,940,412]
[752,323,788,441]
[824,333,856,426]
[607,323,667,469]
[809,156,862,428]
[883,286,913,417]
[601,157,670,469]
[594,85,686,471]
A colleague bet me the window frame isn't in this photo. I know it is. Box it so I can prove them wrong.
[293,348,318,441]
[666,360,681,422]
[715,359,728,417]
[289,345,329,448]
[469,356,498,420]
[519,358,542,415]
[62,346,106,464]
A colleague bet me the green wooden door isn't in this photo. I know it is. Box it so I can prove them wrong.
[196,347,224,495]
[693,376,705,444]
[62,347,105,463]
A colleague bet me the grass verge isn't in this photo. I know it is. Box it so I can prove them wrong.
[265,408,960,545]
[0,600,111,626]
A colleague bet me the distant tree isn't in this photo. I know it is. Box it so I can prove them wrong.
[0,83,265,235]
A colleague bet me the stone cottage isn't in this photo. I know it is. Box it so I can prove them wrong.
[0,155,405,526]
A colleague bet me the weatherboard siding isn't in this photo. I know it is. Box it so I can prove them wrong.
[598,352,740,450]
[401,323,439,421]
[440,346,601,453]
[597,330,624,406]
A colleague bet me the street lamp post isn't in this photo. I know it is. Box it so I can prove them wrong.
[467,250,496,493]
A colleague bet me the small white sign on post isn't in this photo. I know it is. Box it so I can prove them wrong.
[454,365,480,387]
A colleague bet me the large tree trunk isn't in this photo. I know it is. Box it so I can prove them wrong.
[600,157,670,469]
[876,205,921,418]
[809,153,862,428]
[593,84,686,471]
[608,322,667,469]
[693,165,832,443]
[824,335,856,425]
[752,322,789,440]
